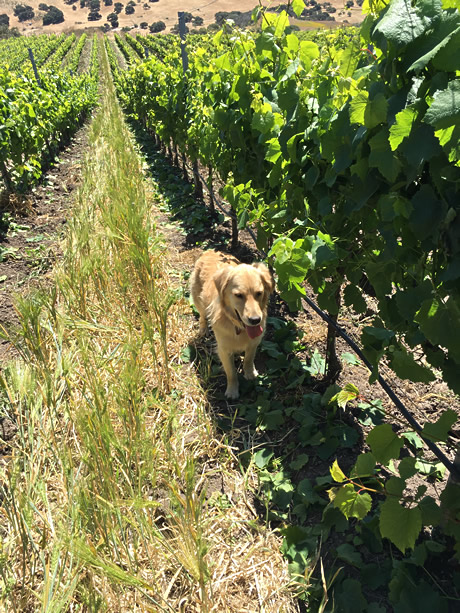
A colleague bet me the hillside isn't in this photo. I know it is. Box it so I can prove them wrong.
[0,0,364,35]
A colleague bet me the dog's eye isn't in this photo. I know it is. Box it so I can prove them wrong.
[255,291,263,298]
[234,292,244,299]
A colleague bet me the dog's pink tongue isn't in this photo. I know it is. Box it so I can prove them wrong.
[246,324,263,339]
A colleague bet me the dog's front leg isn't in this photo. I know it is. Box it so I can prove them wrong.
[218,347,239,399]
[243,342,259,380]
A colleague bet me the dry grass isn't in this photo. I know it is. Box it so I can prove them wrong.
[0,40,300,612]
[0,0,365,36]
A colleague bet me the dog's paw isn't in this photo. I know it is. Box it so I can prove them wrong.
[244,366,258,380]
[225,385,239,399]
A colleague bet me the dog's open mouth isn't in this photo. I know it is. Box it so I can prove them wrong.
[235,310,264,339]
[245,324,263,339]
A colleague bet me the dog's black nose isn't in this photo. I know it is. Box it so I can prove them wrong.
[248,316,261,326]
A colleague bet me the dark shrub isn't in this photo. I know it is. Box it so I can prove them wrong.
[13,4,35,21]
[43,6,64,25]
[149,20,165,32]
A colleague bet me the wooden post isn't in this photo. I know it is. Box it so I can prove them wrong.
[325,284,342,380]
[28,48,42,88]
[178,12,189,73]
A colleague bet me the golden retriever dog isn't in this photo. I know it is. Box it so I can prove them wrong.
[190,250,274,399]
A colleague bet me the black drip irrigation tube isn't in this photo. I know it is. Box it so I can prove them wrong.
[301,294,460,482]
[169,145,460,481]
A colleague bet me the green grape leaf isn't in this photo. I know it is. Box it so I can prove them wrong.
[336,579,368,613]
[349,91,389,129]
[330,459,347,483]
[331,383,360,409]
[273,248,310,285]
[362,327,395,350]
[424,80,460,130]
[390,349,435,383]
[254,448,274,469]
[419,496,442,526]
[364,93,388,129]
[252,106,276,134]
[421,409,457,443]
[416,296,460,363]
[343,284,367,314]
[369,129,402,182]
[389,107,417,151]
[350,453,376,478]
[386,476,405,497]
[380,497,422,553]
[329,483,372,520]
[290,453,309,471]
[349,90,369,125]
[367,424,404,465]
[264,137,282,163]
[398,456,417,480]
[336,543,364,568]
[299,41,319,70]
[419,24,460,74]
[292,0,306,18]
[409,184,445,241]
[274,10,290,38]
[373,0,435,47]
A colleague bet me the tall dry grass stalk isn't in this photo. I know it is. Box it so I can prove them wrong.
[0,44,300,612]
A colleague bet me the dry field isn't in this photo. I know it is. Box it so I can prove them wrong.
[0,0,364,35]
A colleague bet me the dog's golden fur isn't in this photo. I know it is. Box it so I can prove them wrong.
[190,250,275,399]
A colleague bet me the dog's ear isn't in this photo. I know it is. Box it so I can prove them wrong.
[213,268,232,300]
[252,262,275,294]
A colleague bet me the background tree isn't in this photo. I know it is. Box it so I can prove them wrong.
[13,4,35,22]
[149,20,165,32]
[107,11,118,24]
[43,5,64,24]
[88,10,102,20]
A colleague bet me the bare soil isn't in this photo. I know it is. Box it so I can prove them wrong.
[0,123,90,363]
[0,0,364,35]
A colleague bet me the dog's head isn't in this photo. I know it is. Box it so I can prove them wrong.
[214,262,274,337]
